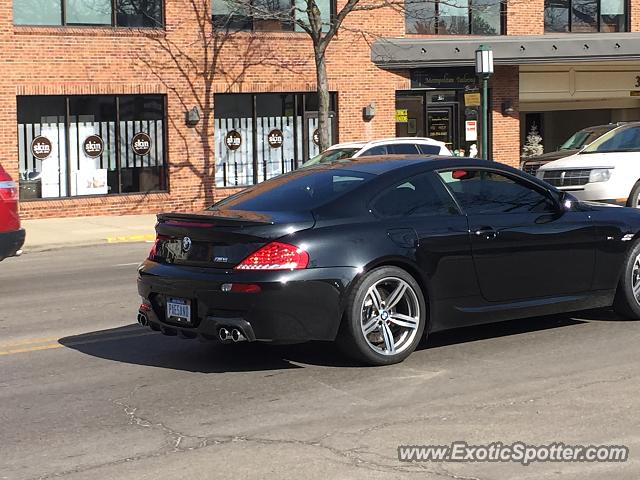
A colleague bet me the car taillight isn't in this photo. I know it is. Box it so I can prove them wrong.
[0,166,17,202]
[235,241,309,271]
[0,181,17,202]
[148,234,169,260]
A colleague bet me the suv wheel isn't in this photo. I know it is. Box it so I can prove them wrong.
[614,240,640,319]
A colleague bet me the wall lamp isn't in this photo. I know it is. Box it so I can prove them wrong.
[363,102,376,121]
[501,100,515,115]
[186,106,201,126]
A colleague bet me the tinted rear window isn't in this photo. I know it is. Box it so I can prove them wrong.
[417,144,442,155]
[212,169,374,212]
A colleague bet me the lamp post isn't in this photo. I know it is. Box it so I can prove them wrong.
[475,45,494,160]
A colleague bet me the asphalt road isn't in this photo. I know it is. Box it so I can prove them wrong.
[1,243,639,480]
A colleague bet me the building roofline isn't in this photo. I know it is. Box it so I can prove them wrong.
[371,33,640,69]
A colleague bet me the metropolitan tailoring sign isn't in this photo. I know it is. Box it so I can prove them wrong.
[411,68,478,90]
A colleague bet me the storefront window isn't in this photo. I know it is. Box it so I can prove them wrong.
[406,0,504,35]
[544,0,627,32]
[116,0,164,27]
[13,0,63,25]
[17,95,167,200]
[439,0,469,34]
[212,0,332,32]
[65,0,112,25]
[13,0,164,27]
[214,92,337,187]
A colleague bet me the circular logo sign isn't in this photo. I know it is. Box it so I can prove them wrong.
[31,136,52,160]
[312,129,320,146]
[182,237,192,252]
[225,130,242,151]
[267,129,284,149]
[132,132,152,156]
[83,135,104,158]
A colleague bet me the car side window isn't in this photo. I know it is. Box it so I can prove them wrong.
[387,143,420,155]
[437,169,557,215]
[360,145,388,156]
[372,172,460,218]
[416,144,442,155]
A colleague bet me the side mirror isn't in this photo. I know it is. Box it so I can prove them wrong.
[557,191,574,211]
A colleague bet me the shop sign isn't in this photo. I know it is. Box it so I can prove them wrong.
[31,136,52,160]
[225,130,242,150]
[395,109,408,123]
[465,120,478,142]
[427,111,451,142]
[83,135,104,158]
[464,92,481,107]
[313,129,320,146]
[132,132,152,156]
[411,67,478,90]
[267,129,284,148]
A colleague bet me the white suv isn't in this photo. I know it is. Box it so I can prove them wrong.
[304,137,451,166]
[537,122,640,207]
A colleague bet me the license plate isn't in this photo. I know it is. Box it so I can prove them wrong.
[166,297,191,323]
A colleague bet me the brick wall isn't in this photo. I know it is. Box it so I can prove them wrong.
[491,66,520,167]
[1,0,631,218]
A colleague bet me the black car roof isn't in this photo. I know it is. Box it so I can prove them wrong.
[304,155,518,175]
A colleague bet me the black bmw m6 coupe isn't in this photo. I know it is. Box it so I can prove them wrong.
[137,157,640,365]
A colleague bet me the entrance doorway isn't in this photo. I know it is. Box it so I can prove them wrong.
[396,89,482,158]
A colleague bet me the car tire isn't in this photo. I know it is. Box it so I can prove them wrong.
[613,240,640,319]
[337,266,427,366]
[626,181,640,208]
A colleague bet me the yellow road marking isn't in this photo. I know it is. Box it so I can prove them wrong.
[0,331,157,357]
[106,234,155,244]
[0,337,60,348]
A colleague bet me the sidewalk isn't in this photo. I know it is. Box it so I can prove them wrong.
[22,214,158,253]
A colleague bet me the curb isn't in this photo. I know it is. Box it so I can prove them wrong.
[106,234,156,244]
[23,235,155,254]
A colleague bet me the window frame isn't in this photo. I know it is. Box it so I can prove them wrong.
[212,0,336,32]
[405,0,506,36]
[213,91,339,188]
[435,167,560,216]
[17,94,169,201]
[543,0,629,33]
[13,0,165,28]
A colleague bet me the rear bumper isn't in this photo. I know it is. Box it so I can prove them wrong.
[137,260,360,342]
[0,228,25,260]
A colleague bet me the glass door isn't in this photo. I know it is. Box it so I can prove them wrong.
[395,94,426,137]
[427,104,457,152]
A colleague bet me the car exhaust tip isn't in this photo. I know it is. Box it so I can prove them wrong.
[137,312,149,327]
[231,329,246,343]
[219,328,230,342]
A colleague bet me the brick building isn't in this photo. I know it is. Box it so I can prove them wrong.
[4,0,640,219]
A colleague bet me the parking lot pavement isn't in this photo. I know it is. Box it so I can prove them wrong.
[1,243,639,479]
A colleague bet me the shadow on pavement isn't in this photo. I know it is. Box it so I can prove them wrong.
[57,311,607,372]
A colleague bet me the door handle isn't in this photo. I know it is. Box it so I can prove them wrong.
[475,227,498,240]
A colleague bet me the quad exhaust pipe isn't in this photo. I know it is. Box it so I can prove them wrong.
[218,327,247,343]
[231,329,246,342]
[137,312,149,327]
[218,328,230,341]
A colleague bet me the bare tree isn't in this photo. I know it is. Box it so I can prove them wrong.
[136,0,293,205]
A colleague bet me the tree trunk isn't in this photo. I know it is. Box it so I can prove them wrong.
[315,52,331,152]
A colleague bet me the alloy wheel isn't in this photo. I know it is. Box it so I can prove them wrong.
[632,254,640,304]
[360,277,420,356]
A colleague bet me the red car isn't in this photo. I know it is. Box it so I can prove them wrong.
[0,165,25,261]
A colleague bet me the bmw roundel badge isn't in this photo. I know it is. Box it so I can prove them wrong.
[182,237,192,252]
